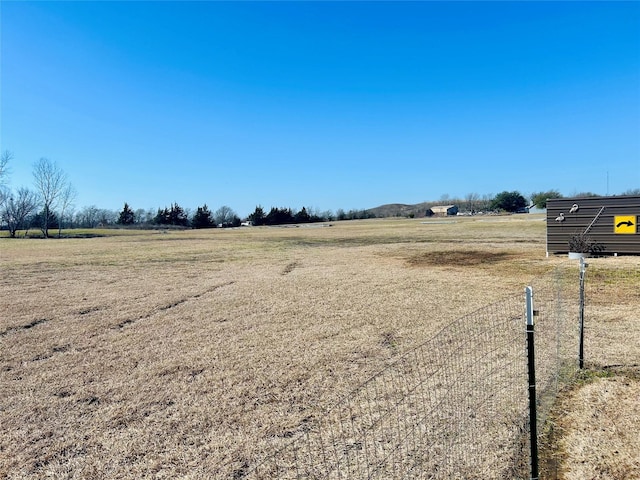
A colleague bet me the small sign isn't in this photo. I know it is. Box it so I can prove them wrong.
[614,216,637,234]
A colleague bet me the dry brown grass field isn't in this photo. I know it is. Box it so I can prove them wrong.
[1,215,638,479]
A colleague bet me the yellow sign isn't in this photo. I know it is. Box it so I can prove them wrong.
[614,216,637,234]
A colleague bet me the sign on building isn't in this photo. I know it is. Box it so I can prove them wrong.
[614,216,637,234]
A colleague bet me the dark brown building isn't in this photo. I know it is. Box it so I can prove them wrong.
[547,195,640,255]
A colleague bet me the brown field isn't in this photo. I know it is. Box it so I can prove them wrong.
[1,215,638,479]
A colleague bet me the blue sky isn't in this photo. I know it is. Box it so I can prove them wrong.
[2,1,639,217]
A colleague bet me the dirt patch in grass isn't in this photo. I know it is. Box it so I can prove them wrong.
[405,249,519,267]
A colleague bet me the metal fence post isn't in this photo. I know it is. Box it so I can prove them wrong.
[525,286,539,480]
[578,257,587,369]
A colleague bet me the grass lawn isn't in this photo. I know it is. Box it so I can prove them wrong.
[1,215,638,478]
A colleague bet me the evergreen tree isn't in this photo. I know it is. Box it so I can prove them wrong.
[168,202,189,226]
[295,207,311,223]
[192,204,215,229]
[248,205,266,226]
[153,203,189,227]
[117,202,135,225]
[154,203,189,226]
[266,207,294,225]
[154,207,169,225]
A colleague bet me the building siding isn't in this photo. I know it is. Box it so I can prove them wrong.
[547,196,640,255]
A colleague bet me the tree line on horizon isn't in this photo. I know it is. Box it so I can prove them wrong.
[0,151,378,236]
[115,203,374,228]
[1,151,639,237]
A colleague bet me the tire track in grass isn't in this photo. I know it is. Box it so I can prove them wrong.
[0,318,51,337]
[11,281,237,364]
[115,280,235,330]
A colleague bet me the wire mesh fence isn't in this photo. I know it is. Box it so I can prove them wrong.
[528,264,581,431]
[242,264,583,479]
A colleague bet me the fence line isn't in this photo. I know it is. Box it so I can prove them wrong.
[242,265,581,479]
[529,265,581,431]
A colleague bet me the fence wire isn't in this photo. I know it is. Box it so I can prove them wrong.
[529,265,581,430]
[242,265,581,479]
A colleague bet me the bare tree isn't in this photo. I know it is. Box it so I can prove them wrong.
[481,193,494,212]
[2,187,38,237]
[76,205,100,228]
[32,158,70,238]
[97,208,117,226]
[214,205,238,226]
[134,208,147,224]
[57,184,77,237]
[0,150,13,209]
[0,150,11,185]
[0,189,7,215]
[464,192,480,214]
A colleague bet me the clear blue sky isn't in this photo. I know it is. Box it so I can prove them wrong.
[2,1,639,217]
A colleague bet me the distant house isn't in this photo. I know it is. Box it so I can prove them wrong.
[426,205,459,217]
